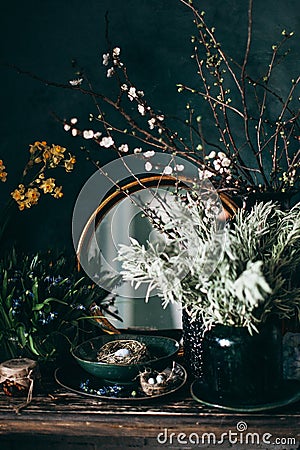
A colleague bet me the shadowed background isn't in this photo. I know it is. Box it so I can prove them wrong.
[0,0,299,254]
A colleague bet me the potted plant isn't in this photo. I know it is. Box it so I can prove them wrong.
[0,249,114,366]
[116,195,300,401]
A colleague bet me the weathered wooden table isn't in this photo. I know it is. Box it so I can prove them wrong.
[0,366,299,450]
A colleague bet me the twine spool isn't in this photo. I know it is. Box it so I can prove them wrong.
[0,358,40,413]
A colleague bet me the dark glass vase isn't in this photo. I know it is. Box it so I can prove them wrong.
[201,320,283,403]
[182,310,205,378]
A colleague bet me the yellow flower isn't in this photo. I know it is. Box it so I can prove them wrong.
[29,141,47,154]
[11,186,32,210]
[39,177,56,194]
[0,171,7,182]
[18,201,26,211]
[42,149,52,161]
[0,160,7,182]
[11,185,25,201]
[26,187,40,205]
[47,145,66,167]
[12,186,41,210]
[52,186,64,199]
[64,154,76,172]
[50,155,64,167]
[37,140,47,147]
[11,190,23,202]
[51,145,66,157]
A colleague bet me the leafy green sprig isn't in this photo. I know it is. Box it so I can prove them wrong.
[118,200,300,333]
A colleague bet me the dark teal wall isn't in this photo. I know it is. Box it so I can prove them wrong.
[0,0,299,254]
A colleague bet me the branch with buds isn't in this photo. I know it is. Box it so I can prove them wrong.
[3,0,300,199]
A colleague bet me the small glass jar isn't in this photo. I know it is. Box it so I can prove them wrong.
[0,358,40,398]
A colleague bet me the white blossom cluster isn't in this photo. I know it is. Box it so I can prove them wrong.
[62,116,163,162]
[102,46,122,78]
[65,46,177,175]
[141,150,185,174]
[205,151,232,181]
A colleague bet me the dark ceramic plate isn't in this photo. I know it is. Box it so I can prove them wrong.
[190,379,300,412]
[55,362,187,401]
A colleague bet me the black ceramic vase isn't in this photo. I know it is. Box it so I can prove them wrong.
[201,320,283,403]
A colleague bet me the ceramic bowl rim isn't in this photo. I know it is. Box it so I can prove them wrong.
[71,334,180,368]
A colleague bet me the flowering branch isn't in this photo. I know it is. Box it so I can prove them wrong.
[3,0,300,198]
[178,0,299,193]
[9,141,76,211]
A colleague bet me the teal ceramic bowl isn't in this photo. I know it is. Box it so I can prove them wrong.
[71,334,179,382]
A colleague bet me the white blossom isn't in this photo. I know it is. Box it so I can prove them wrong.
[211,151,232,172]
[121,84,128,91]
[148,118,156,130]
[213,160,221,171]
[138,104,146,116]
[70,118,78,124]
[102,53,110,66]
[175,164,185,172]
[118,144,129,153]
[113,47,121,57]
[69,78,83,86]
[64,124,71,131]
[134,147,142,154]
[144,150,155,158]
[198,168,214,179]
[94,132,102,139]
[128,87,137,101]
[157,115,164,121]
[145,161,153,171]
[206,151,216,159]
[100,136,114,148]
[107,67,115,78]
[163,166,173,175]
[222,157,231,168]
[83,130,94,139]
[71,129,78,137]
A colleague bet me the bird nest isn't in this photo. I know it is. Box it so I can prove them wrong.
[139,362,182,396]
[96,339,149,365]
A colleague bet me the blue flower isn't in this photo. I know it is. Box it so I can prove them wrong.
[12,298,22,308]
[44,275,54,284]
[54,276,63,284]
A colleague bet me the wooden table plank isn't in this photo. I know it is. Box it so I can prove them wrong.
[0,374,299,449]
